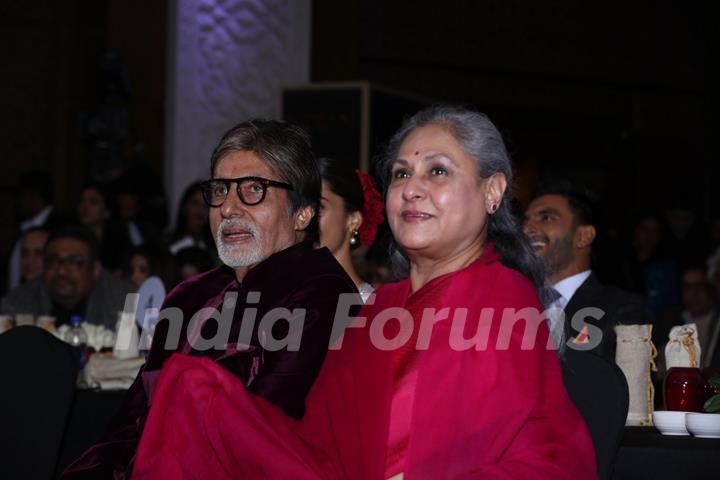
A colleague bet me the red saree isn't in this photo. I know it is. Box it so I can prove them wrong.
[133,244,597,479]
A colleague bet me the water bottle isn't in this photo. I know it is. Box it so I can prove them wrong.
[63,315,88,368]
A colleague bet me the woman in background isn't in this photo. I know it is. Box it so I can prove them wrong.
[77,183,133,272]
[168,181,214,256]
[317,157,384,302]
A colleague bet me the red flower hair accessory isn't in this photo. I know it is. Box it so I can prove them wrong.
[355,169,384,246]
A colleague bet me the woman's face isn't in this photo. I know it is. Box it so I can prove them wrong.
[78,188,109,227]
[184,190,209,235]
[386,123,492,263]
[130,254,150,288]
[318,180,359,258]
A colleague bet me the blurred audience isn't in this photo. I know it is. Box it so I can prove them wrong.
[1,225,134,329]
[168,181,214,255]
[656,265,720,368]
[7,171,67,290]
[19,227,50,284]
[77,183,135,272]
[123,244,175,290]
[111,173,161,250]
[620,212,680,316]
[523,179,654,361]
[317,157,384,301]
[173,246,214,284]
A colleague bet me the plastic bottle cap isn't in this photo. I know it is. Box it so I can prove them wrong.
[70,315,83,327]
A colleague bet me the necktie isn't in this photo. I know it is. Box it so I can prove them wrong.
[546,288,565,351]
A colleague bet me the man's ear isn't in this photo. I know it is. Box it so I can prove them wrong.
[574,224,596,249]
[294,205,314,231]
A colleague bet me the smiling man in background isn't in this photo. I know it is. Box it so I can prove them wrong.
[523,180,653,359]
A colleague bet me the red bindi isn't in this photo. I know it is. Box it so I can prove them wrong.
[414,150,419,156]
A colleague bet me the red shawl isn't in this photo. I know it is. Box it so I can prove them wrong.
[133,245,597,479]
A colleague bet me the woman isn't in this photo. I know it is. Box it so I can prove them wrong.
[77,183,133,272]
[318,157,384,302]
[132,106,596,479]
[168,181,214,255]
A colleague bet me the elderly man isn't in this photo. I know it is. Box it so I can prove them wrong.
[2,225,133,329]
[523,180,653,360]
[62,119,357,479]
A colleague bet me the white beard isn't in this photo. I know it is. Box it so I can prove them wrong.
[215,218,264,268]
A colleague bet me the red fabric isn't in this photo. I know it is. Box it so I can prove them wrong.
[385,271,453,477]
[133,244,597,479]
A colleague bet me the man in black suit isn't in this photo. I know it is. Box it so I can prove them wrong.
[523,180,654,360]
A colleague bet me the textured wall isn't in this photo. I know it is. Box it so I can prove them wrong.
[165,0,310,222]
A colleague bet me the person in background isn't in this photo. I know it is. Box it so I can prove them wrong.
[2,225,134,329]
[168,181,214,255]
[19,227,50,284]
[123,244,175,290]
[620,212,679,316]
[110,173,161,251]
[77,183,135,272]
[130,105,596,479]
[172,246,215,284]
[7,171,66,291]
[317,157,384,302]
[656,265,720,368]
[523,180,654,361]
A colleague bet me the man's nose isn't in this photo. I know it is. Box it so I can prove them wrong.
[219,185,247,218]
[522,218,536,237]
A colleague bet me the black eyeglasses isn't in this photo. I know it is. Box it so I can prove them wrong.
[200,176,293,207]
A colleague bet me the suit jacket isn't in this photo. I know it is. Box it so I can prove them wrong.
[562,273,654,362]
[61,240,357,479]
[1,270,134,330]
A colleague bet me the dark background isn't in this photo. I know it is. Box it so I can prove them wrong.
[0,0,716,275]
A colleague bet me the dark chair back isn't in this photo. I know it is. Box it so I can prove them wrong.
[562,349,629,480]
[0,326,78,480]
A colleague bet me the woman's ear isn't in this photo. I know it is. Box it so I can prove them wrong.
[485,173,508,214]
[294,205,314,231]
[347,210,363,234]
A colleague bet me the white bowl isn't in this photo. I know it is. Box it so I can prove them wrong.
[686,412,720,438]
[652,410,689,435]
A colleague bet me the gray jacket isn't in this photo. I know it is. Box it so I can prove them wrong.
[1,270,135,330]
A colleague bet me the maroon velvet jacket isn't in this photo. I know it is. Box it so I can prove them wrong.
[61,240,357,479]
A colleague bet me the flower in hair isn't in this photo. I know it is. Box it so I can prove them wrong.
[355,170,384,246]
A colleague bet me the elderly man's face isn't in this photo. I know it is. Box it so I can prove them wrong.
[43,238,100,309]
[209,151,311,279]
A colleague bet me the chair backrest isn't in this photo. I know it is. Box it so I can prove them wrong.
[0,326,78,480]
[561,349,629,480]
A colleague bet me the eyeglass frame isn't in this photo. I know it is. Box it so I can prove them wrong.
[200,176,294,207]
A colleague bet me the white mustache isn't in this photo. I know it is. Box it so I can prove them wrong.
[218,218,259,238]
